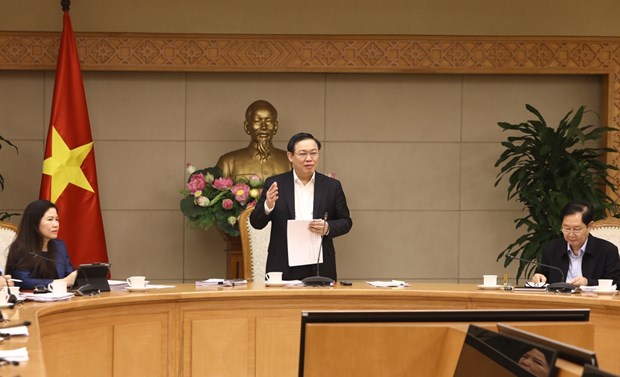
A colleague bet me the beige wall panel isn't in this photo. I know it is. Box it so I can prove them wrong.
[337,210,459,279]
[96,140,184,210]
[0,71,45,140]
[83,72,186,141]
[186,73,325,142]
[3,1,620,36]
[325,74,462,142]
[459,211,523,280]
[460,143,521,211]
[184,227,227,281]
[103,210,183,280]
[0,71,603,283]
[462,75,603,142]
[327,142,460,211]
[0,141,44,212]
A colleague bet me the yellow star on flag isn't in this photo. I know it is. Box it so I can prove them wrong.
[42,126,94,202]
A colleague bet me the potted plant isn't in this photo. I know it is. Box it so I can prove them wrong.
[495,104,619,281]
[0,134,18,221]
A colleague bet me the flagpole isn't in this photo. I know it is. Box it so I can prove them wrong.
[61,0,70,11]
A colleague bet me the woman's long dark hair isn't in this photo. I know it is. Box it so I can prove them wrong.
[6,200,60,279]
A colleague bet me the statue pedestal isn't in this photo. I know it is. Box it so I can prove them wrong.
[219,230,244,279]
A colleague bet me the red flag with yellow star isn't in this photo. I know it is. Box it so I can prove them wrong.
[40,10,108,266]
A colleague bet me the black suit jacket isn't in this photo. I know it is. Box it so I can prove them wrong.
[538,234,620,287]
[250,171,352,281]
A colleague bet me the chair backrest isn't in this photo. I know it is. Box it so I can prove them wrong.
[590,217,620,257]
[0,221,17,274]
[239,206,271,282]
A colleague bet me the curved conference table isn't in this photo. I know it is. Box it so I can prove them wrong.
[1,282,619,377]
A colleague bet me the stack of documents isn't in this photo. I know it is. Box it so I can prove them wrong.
[366,280,409,288]
[22,292,74,302]
[108,280,129,290]
[196,279,247,287]
[0,326,29,337]
[143,284,176,289]
[0,347,28,362]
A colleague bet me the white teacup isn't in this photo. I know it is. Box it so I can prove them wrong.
[127,276,146,288]
[8,286,20,297]
[483,275,498,286]
[48,280,67,294]
[0,289,9,304]
[265,272,283,283]
[599,279,613,290]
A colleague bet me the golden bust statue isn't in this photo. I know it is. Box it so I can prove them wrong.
[216,100,291,180]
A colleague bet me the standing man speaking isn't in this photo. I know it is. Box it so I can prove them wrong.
[250,133,352,281]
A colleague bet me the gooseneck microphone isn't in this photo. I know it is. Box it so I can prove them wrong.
[302,212,335,287]
[28,252,100,296]
[506,255,575,293]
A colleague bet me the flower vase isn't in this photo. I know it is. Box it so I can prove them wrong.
[218,229,244,279]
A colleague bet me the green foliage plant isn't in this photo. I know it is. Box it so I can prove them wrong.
[495,104,619,281]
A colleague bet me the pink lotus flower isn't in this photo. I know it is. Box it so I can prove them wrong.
[222,199,233,210]
[195,196,210,207]
[187,173,206,193]
[230,183,250,205]
[248,175,262,188]
[213,177,233,190]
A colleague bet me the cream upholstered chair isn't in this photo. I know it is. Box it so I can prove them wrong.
[590,217,620,257]
[239,206,271,282]
[0,221,17,273]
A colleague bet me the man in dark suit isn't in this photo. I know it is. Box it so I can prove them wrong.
[532,201,620,288]
[250,132,352,281]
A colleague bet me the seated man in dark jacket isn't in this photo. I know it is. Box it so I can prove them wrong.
[532,200,620,288]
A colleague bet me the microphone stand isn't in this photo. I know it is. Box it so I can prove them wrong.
[28,252,101,296]
[506,255,575,293]
[302,213,335,287]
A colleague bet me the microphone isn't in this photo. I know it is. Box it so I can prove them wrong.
[302,212,335,287]
[28,252,101,296]
[506,255,575,293]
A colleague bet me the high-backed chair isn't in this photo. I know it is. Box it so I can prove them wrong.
[590,217,620,257]
[239,206,271,282]
[0,221,17,273]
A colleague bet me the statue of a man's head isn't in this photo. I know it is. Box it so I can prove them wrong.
[244,100,279,145]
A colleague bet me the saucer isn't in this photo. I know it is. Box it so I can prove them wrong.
[265,281,287,287]
[594,289,617,295]
[477,284,502,290]
[126,286,150,292]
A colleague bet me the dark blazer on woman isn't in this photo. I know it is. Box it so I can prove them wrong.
[538,234,620,287]
[9,239,74,290]
[250,171,352,281]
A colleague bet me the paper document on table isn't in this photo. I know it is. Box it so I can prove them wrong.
[287,220,322,267]
[366,280,409,288]
[0,347,28,362]
[0,326,29,337]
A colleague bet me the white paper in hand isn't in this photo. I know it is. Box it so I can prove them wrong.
[287,220,322,267]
